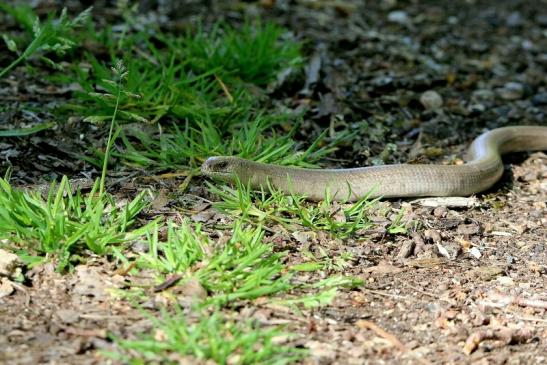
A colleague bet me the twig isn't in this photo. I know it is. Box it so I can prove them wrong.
[153,274,183,292]
[215,75,234,103]
[140,171,191,181]
[63,327,108,338]
[481,293,547,309]
[356,319,433,365]
[362,288,409,300]
[8,280,30,307]
[462,327,533,355]
[356,319,407,352]
[114,261,137,276]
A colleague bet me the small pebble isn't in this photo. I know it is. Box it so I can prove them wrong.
[436,242,461,259]
[433,206,448,218]
[506,12,523,27]
[131,241,149,253]
[448,16,458,25]
[0,279,14,299]
[371,75,394,88]
[380,0,397,10]
[419,90,443,110]
[493,105,512,117]
[496,82,524,100]
[521,39,534,51]
[397,240,416,259]
[531,92,547,106]
[0,249,21,277]
[538,53,547,66]
[424,229,442,243]
[497,276,515,286]
[388,10,410,25]
[412,232,426,253]
[468,103,486,114]
[472,89,495,102]
[468,247,482,259]
[536,14,547,26]
[457,223,481,236]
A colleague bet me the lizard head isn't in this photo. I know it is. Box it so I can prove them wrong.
[200,156,247,181]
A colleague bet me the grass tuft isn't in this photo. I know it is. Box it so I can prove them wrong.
[175,20,303,86]
[206,178,410,239]
[137,221,292,306]
[0,176,151,271]
[111,116,347,169]
[57,19,301,121]
[43,18,317,170]
[112,307,304,365]
[0,59,154,272]
[0,5,91,78]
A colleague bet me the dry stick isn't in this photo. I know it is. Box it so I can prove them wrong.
[215,75,234,103]
[140,171,191,181]
[78,311,144,321]
[114,261,137,276]
[178,171,196,194]
[513,315,547,325]
[357,320,433,365]
[153,274,183,293]
[400,281,452,302]
[481,293,547,309]
[356,320,407,352]
[63,327,108,338]
[507,296,547,309]
[362,288,410,300]
[8,280,30,307]
[462,327,533,355]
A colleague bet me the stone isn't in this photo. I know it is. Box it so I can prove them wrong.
[0,249,21,278]
[531,92,547,106]
[472,89,495,102]
[506,12,523,27]
[419,90,443,110]
[388,10,410,25]
[496,82,524,100]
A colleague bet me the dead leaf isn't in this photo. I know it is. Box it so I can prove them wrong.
[0,278,14,298]
[0,249,22,277]
[151,188,170,210]
[468,266,504,281]
[56,309,80,324]
[405,258,445,268]
[364,262,403,275]
[305,340,337,361]
[292,231,317,244]
[71,266,114,301]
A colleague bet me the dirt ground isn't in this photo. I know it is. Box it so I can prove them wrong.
[1,1,546,364]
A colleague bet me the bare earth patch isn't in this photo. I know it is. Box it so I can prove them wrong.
[1,154,545,364]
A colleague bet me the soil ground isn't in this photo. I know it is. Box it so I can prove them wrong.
[1,1,546,364]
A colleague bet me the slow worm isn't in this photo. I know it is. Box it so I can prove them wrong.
[201,126,547,201]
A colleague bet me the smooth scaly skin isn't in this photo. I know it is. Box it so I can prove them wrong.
[201,126,547,201]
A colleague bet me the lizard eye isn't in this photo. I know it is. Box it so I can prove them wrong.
[214,160,229,170]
